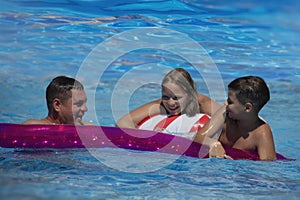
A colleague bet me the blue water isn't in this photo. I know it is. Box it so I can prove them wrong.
[1,0,300,199]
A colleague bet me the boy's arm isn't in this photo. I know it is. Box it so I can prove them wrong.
[116,100,161,128]
[193,105,226,142]
[256,124,277,161]
[193,105,232,159]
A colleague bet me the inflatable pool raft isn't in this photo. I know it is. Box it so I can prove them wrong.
[0,123,290,161]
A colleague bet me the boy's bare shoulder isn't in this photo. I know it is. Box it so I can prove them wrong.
[253,121,272,139]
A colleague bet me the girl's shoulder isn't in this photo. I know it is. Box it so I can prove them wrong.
[197,94,222,115]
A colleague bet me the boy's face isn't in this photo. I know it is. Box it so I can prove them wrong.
[59,89,88,125]
[225,90,246,120]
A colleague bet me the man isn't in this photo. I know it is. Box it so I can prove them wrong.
[24,76,93,125]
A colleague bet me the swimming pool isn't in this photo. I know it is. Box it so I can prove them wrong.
[1,0,300,199]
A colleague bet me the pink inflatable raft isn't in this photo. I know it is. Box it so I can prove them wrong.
[0,123,291,161]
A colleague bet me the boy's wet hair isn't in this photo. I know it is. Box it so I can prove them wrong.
[228,76,270,112]
[46,76,84,111]
[161,68,199,116]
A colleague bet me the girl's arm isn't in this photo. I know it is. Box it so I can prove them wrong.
[116,99,161,128]
[117,94,222,129]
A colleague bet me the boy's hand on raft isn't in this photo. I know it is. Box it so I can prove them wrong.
[209,141,233,160]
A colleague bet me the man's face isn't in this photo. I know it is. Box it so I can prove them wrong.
[59,89,88,125]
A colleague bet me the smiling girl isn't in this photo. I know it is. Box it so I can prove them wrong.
[117,68,221,137]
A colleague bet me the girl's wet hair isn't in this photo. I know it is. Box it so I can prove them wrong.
[161,68,199,116]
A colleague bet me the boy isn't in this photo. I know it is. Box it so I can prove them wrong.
[24,76,93,125]
[194,76,277,161]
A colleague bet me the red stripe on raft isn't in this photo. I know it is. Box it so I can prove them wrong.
[189,115,210,133]
[0,123,292,161]
[137,114,158,129]
[153,115,179,132]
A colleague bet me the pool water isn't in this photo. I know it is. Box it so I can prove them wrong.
[1,0,300,199]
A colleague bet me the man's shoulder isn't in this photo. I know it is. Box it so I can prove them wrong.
[23,118,50,124]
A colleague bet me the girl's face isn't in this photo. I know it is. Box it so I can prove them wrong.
[161,83,188,115]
